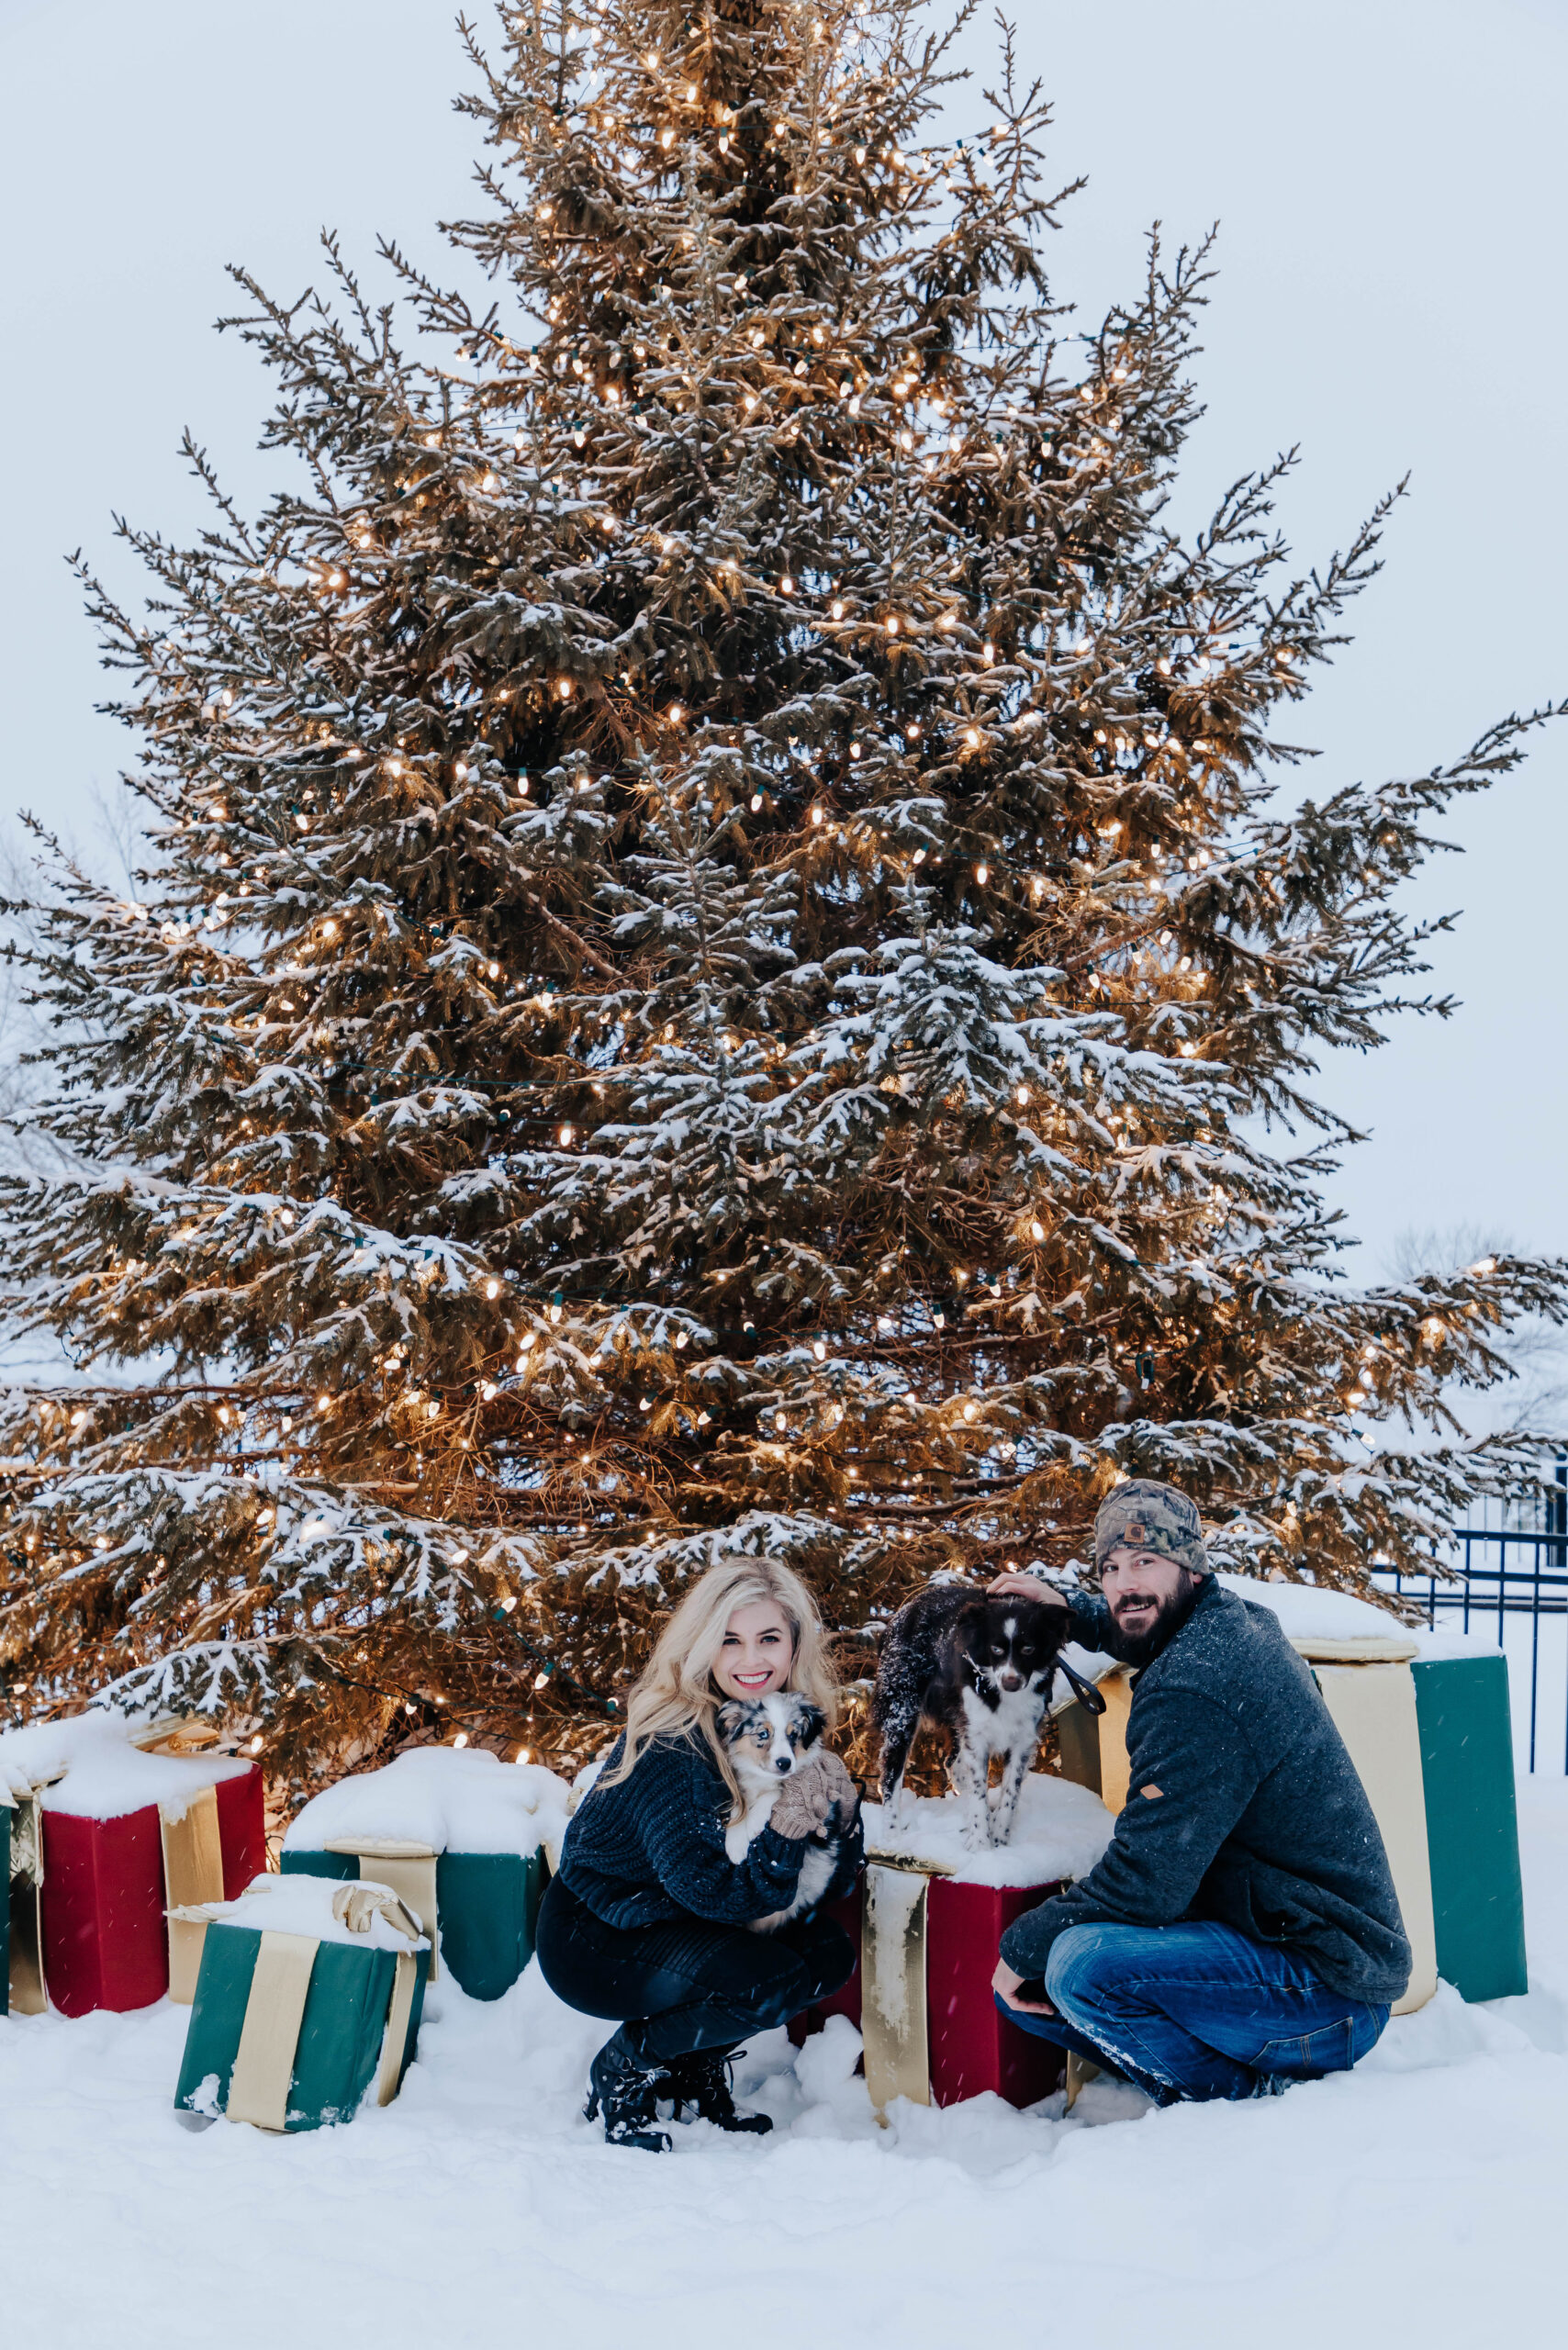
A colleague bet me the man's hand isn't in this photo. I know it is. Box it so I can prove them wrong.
[991,1957,1056,2017]
[987,1571,1070,1608]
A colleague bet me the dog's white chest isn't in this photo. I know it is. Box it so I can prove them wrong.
[724,1787,777,1863]
[961,1677,1045,1757]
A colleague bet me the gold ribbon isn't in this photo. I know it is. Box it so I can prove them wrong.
[4,1789,47,2017]
[1092,1670,1136,1814]
[859,1861,932,2114]
[375,1951,421,2108]
[130,1718,223,1757]
[226,1930,318,2132]
[1290,1634,1417,1663]
[330,1881,424,1943]
[161,1784,226,2005]
[324,1837,441,1981]
[1312,1662,1438,2015]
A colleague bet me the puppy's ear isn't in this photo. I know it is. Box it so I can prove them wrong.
[796,1701,826,1748]
[715,1700,745,1741]
[1021,1597,1069,1651]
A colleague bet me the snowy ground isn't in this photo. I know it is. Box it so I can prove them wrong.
[5,1781,1565,2350]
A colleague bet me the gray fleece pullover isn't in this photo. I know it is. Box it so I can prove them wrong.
[1002,1576,1413,2006]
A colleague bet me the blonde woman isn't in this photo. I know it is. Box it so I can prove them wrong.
[538,1556,862,2149]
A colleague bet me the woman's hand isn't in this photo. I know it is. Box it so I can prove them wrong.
[767,1755,837,1840]
[991,1957,1056,2016]
[813,1750,859,1824]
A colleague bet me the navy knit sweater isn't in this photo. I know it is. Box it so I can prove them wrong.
[558,1729,865,1930]
[1001,1576,1413,2005]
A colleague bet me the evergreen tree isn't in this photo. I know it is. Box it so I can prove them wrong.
[3,0,1562,1786]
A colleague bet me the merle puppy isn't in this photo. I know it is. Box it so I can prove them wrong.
[715,1692,847,1931]
[874,1584,1092,1850]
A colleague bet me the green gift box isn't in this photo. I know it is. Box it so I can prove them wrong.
[1411,1652,1528,2003]
[2,1783,46,2018]
[279,1749,566,2002]
[172,1874,427,2132]
[279,1841,545,2001]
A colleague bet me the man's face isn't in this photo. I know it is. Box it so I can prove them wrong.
[1101,1547,1202,1662]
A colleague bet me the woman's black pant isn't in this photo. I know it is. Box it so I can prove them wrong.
[536,1875,856,2063]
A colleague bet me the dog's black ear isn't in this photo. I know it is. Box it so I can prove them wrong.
[795,1701,826,1748]
[714,1700,745,1740]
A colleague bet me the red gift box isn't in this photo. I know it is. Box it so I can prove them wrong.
[40,1764,264,2018]
[794,1862,1065,2110]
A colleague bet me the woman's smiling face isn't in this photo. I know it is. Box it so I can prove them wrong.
[713,1600,794,1699]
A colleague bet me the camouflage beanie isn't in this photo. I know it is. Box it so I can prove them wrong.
[1093,1479,1208,1575]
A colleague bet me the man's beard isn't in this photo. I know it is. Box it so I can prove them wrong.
[1108,1570,1203,1667]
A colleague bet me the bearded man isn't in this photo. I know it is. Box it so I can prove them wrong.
[988,1479,1412,2103]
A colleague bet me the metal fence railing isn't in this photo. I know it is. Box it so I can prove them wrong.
[1373,1530,1568,1775]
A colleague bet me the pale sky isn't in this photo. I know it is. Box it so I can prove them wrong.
[3,0,1564,1281]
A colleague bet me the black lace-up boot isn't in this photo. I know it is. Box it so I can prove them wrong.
[584,2025,674,2152]
[666,2045,773,2134]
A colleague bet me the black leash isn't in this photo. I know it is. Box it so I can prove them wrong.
[1052,1651,1108,1717]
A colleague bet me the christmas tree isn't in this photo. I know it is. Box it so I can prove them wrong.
[3,0,1563,1788]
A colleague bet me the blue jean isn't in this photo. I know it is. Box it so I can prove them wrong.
[1000,1919,1390,2103]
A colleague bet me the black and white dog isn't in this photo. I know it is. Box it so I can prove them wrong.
[715,1693,846,1931]
[874,1584,1103,1849]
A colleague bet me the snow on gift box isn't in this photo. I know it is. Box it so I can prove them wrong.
[172,1871,428,2132]
[0,1712,264,2016]
[795,1774,1114,2112]
[1051,1575,1528,2011]
[280,1746,570,2000]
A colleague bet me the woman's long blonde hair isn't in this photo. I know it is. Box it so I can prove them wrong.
[600,1556,838,1812]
